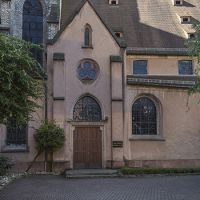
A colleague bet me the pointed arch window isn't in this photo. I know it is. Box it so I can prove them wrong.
[73,96,102,122]
[23,0,43,65]
[83,24,92,48]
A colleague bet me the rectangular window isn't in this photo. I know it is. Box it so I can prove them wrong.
[6,119,27,146]
[178,60,193,75]
[133,60,148,75]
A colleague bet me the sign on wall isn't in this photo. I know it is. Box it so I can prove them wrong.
[112,141,123,148]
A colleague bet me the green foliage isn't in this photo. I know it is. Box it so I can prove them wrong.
[120,167,200,175]
[34,121,65,153]
[0,156,13,176]
[188,23,200,62]
[0,33,45,125]
[187,23,200,94]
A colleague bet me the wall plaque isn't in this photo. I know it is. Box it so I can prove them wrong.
[112,141,123,148]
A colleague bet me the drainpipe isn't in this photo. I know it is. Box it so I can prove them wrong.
[121,48,126,167]
[110,58,113,169]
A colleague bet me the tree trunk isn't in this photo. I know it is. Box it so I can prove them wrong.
[44,150,48,172]
[49,151,53,172]
[26,151,41,172]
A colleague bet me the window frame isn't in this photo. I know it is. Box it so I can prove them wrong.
[22,0,44,66]
[109,0,119,5]
[130,95,164,141]
[83,24,93,48]
[73,96,102,122]
[178,60,194,75]
[133,60,148,75]
[77,59,100,84]
[2,119,29,152]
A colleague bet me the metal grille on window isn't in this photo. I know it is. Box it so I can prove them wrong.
[178,60,193,75]
[73,96,102,122]
[6,119,27,146]
[23,0,43,66]
[132,97,157,135]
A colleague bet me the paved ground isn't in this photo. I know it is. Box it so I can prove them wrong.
[0,175,200,200]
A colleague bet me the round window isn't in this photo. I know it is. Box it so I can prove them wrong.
[77,59,99,84]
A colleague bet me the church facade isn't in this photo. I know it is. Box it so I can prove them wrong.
[1,0,200,171]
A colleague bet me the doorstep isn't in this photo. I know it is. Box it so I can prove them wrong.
[65,169,120,179]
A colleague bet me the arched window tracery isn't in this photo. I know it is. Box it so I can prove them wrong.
[73,96,102,122]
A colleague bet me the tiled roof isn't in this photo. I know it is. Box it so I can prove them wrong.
[60,0,200,48]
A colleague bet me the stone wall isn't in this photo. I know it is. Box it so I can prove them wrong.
[0,0,60,39]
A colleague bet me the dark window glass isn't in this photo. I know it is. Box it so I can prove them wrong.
[132,97,157,135]
[73,96,102,122]
[178,60,193,75]
[133,60,148,75]
[23,0,43,66]
[78,59,98,82]
[111,1,117,5]
[6,119,27,146]
[84,27,90,46]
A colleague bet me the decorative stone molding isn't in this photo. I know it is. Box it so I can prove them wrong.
[127,75,196,89]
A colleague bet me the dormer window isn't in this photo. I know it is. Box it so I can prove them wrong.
[115,32,123,38]
[181,16,191,23]
[109,0,119,5]
[172,0,183,6]
[83,24,92,48]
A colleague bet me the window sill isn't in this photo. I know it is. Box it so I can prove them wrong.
[1,145,29,153]
[82,45,93,49]
[129,135,165,141]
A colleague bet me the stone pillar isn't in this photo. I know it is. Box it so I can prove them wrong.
[53,53,65,128]
[110,56,124,168]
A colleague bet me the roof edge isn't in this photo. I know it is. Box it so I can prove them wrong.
[47,0,126,48]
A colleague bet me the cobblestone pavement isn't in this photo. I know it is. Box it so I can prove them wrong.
[0,175,200,200]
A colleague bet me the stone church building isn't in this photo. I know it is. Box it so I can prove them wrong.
[1,0,200,171]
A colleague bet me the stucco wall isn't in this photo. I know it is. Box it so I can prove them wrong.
[126,55,198,75]
[47,2,121,167]
[124,56,200,166]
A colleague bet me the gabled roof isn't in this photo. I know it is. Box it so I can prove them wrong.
[60,0,200,49]
[48,0,126,48]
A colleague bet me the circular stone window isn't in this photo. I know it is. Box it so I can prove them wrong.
[77,59,99,84]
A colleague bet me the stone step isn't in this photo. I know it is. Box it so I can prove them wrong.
[65,169,120,179]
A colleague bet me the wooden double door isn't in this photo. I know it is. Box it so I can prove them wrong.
[73,127,102,169]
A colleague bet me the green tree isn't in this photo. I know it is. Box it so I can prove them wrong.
[32,120,65,172]
[0,33,44,125]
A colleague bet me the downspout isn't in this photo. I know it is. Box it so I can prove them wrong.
[44,52,48,121]
[110,57,113,169]
[121,48,126,167]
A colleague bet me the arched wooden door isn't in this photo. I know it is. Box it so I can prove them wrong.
[73,96,102,169]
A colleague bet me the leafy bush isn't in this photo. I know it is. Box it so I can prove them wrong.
[0,156,13,176]
[120,167,200,175]
[34,120,65,153]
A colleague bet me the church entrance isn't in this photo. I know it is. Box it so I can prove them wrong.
[73,96,103,169]
[73,127,102,169]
